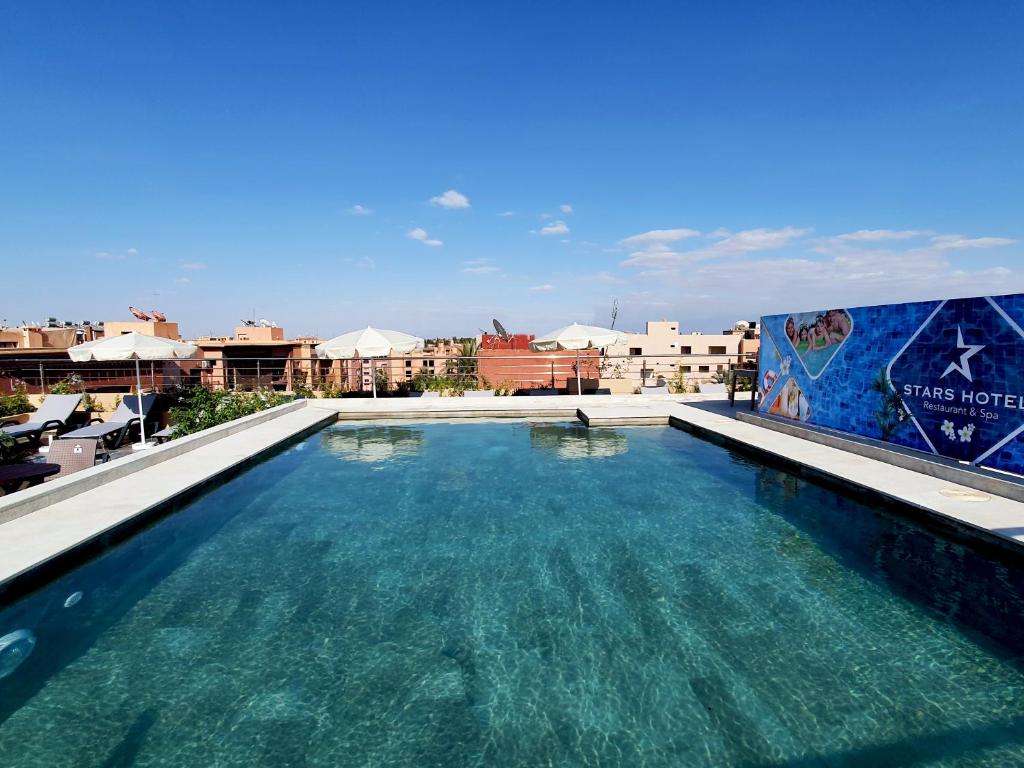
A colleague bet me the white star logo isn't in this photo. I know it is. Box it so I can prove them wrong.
[940,326,985,383]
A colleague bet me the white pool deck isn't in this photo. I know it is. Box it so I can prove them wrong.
[1,393,1023,595]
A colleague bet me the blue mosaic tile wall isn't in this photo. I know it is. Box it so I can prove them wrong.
[758,293,1024,475]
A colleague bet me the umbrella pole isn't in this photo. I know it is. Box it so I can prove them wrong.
[135,358,147,448]
[372,360,377,398]
[576,348,582,396]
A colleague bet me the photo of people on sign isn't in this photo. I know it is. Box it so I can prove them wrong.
[768,378,812,422]
[783,308,853,378]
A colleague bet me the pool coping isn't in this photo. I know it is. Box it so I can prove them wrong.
[735,409,1024,503]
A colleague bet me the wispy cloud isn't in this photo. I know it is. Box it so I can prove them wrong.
[429,189,470,209]
[407,227,443,247]
[560,203,573,215]
[833,229,926,242]
[529,284,555,292]
[622,226,810,268]
[929,234,1018,250]
[536,220,569,236]
[95,247,140,260]
[461,258,501,274]
[499,210,515,217]
[582,271,625,285]
[181,262,207,271]
[174,276,191,285]
[348,204,373,216]
[621,228,700,246]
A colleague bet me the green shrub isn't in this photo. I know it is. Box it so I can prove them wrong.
[293,379,315,399]
[168,387,292,438]
[0,386,34,418]
[319,381,345,398]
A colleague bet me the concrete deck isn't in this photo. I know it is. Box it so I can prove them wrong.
[2,392,1023,599]
[576,404,669,427]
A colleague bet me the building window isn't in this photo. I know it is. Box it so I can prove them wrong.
[681,346,692,355]
[629,347,642,356]
[640,367,653,379]
[681,365,691,372]
[405,360,412,367]
[708,345,727,355]
[698,365,710,372]
[717,364,725,371]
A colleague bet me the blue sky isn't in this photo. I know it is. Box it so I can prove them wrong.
[2,2,1023,339]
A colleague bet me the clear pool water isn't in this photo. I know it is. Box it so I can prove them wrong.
[2,421,1024,767]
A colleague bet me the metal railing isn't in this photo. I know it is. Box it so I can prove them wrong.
[0,352,758,396]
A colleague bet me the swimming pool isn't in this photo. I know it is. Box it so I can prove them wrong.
[2,420,1024,766]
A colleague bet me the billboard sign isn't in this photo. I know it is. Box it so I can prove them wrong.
[758,293,1024,475]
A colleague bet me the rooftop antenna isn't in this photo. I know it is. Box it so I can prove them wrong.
[492,318,511,342]
[610,298,619,329]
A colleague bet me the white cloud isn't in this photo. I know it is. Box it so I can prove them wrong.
[174,276,191,285]
[348,204,373,216]
[429,189,470,209]
[538,220,569,236]
[181,262,207,271]
[560,203,573,215]
[461,258,501,274]
[499,211,515,217]
[621,228,701,245]
[95,247,139,260]
[929,234,1018,250]
[833,229,926,242]
[529,284,555,292]
[582,271,625,285]
[705,226,811,254]
[407,227,443,247]
[622,226,810,269]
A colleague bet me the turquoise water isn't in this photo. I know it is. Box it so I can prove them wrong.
[2,421,1024,767]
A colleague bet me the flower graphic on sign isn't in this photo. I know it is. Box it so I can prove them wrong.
[941,420,956,440]
[958,424,976,443]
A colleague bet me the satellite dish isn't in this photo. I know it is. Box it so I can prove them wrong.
[151,310,167,322]
[492,318,511,342]
[129,306,151,321]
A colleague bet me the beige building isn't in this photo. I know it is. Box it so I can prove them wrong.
[605,320,757,387]
[101,320,182,340]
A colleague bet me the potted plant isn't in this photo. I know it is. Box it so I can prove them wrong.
[598,357,635,395]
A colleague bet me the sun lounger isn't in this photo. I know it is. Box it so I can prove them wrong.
[528,388,559,396]
[700,383,728,395]
[640,385,670,395]
[408,391,440,398]
[463,390,495,397]
[0,394,83,448]
[47,437,108,479]
[152,425,176,444]
[57,395,158,449]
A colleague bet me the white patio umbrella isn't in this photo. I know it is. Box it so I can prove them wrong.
[68,331,198,449]
[530,323,628,396]
[315,327,424,398]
